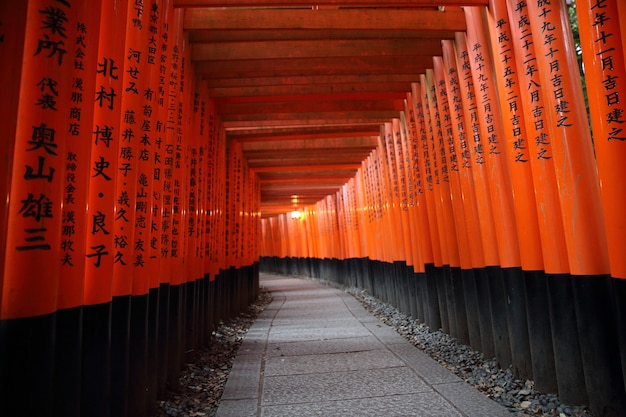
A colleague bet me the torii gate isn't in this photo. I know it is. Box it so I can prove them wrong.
[1,1,625,416]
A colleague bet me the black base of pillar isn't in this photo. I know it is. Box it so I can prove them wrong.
[486,266,512,369]
[81,302,112,417]
[54,306,82,417]
[524,270,557,393]
[128,294,149,417]
[452,267,469,345]
[462,269,481,352]
[110,295,131,417]
[571,275,626,416]
[546,274,587,405]
[0,312,56,416]
[474,268,495,359]
[502,267,532,380]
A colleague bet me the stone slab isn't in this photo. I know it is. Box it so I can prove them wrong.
[264,348,405,376]
[434,381,513,417]
[261,367,431,405]
[387,342,461,385]
[260,392,464,417]
[216,399,257,417]
[219,353,263,400]
[266,335,382,357]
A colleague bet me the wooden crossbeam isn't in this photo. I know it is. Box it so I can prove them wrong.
[175,0,487,6]
[194,56,431,78]
[192,38,443,61]
[184,8,466,32]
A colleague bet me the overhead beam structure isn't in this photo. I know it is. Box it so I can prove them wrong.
[179,2,475,217]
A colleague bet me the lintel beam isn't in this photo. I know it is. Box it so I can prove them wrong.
[184,8,466,32]
[192,39,443,61]
[175,0,487,6]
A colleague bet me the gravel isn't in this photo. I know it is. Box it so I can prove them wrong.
[333,281,594,417]
[154,288,273,417]
[154,276,593,417]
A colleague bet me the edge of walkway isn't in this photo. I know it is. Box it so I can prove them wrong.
[216,274,512,417]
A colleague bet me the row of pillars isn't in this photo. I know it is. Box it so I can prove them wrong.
[0,1,260,416]
[260,1,626,416]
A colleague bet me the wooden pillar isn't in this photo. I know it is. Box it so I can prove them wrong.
[576,0,626,404]
[1,1,72,414]
[440,40,485,354]
[523,0,624,413]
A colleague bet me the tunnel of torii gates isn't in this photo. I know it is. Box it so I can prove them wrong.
[2,0,626,416]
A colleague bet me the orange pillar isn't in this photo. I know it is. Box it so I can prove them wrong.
[404,94,432,323]
[483,0,545,380]
[56,2,103,415]
[487,0,562,392]
[399,112,425,275]
[453,32,500,359]
[576,0,626,402]
[1,1,72,414]
[432,57,472,346]
[523,0,624,412]
[441,39,487,353]
[82,1,128,415]
[413,80,444,331]
[109,3,153,414]
[423,70,461,337]
[575,0,626,276]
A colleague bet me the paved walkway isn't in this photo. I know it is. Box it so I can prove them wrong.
[216,273,512,417]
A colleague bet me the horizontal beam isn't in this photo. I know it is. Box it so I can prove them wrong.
[222,119,390,129]
[206,74,421,88]
[192,39,443,61]
[195,56,431,78]
[259,175,354,184]
[241,136,378,151]
[188,28,457,42]
[217,99,404,115]
[220,111,400,123]
[209,82,413,98]
[184,8,466,32]
[229,126,380,141]
[175,1,487,6]
[252,164,362,173]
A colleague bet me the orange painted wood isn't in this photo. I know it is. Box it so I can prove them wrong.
[220,111,401,123]
[174,0,488,6]
[452,33,500,267]
[184,8,466,32]
[524,0,609,275]
[433,57,472,270]
[405,91,434,268]
[381,123,406,262]
[231,126,380,141]
[0,2,28,311]
[194,56,431,78]
[423,71,459,268]
[153,1,177,285]
[485,1,545,271]
[209,74,425,90]
[413,81,443,266]
[189,28,458,44]
[192,39,443,61]
[2,0,73,318]
[504,3,569,275]
[112,0,150,297]
[58,1,103,309]
[441,40,486,269]
[392,119,417,267]
[82,0,128,306]
[463,6,521,269]
[208,83,413,98]
[577,0,626,279]
[402,99,428,272]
